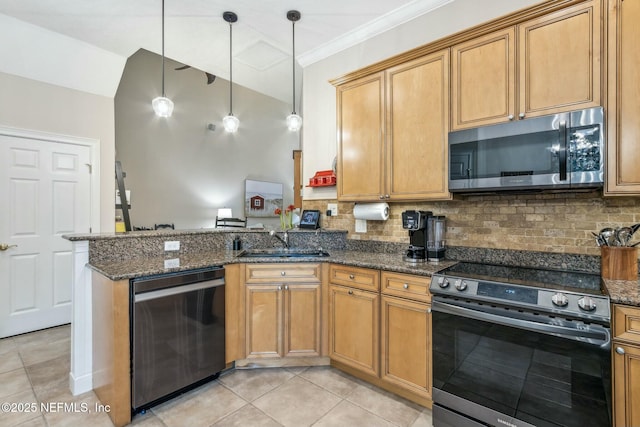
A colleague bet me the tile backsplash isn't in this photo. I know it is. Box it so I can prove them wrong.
[303,190,640,256]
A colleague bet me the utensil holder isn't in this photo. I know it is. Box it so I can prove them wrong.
[601,246,638,280]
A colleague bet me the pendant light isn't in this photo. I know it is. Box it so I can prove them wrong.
[152,0,174,117]
[286,10,302,132]
[222,11,240,133]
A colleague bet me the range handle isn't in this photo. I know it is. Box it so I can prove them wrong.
[431,298,610,349]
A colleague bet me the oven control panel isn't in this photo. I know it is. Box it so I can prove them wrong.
[430,273,610,322]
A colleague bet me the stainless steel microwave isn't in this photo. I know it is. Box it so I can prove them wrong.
[448,107,604,193]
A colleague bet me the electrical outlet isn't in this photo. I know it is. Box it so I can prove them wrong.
[164,241,180,251]
[164,258,180,269]
[355,219,367,233]
[327,203,338,216]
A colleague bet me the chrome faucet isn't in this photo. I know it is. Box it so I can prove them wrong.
[269,230,290,249]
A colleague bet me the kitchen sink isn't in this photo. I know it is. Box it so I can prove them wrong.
[236,248,330,258]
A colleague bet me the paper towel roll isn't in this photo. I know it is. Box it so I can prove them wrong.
[353,203,389,221]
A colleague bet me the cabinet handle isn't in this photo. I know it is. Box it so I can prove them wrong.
[349,274,355,280]
[403,283,409,289]
[384,194,390,199]
[281,271,286,276]
[427,307,432,314]
[348,290,354,295]
[616,346,625,355]
[284,285,289,291]
[519,112,525,119]
[507,114,514,121]
[379,195,385,200]
[278,285,282,291]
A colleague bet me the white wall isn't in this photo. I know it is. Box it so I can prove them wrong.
[300,0,541,201]
[0,71,117,232]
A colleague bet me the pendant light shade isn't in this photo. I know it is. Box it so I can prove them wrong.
[152,0,173,117]
[223,11,239,133]
[286,10,302,132]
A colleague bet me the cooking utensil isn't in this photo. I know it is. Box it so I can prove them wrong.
[599,227,615,246]
[615,226,633,246]
[592,231,606,247]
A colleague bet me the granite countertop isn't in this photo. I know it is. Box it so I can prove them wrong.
[603,278,640,307]
[88,249,457,281]
[87,247,640,307]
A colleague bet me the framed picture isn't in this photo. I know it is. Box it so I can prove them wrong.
[245,179,283,218]
[299,209,321,229]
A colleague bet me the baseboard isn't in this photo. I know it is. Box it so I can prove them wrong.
[69,371,92,396]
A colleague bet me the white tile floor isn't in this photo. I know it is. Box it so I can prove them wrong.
[0,325,433,426]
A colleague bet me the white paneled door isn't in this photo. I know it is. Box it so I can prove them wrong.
[0,133,91,338]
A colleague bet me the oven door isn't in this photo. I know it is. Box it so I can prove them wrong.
[431,297,612,427]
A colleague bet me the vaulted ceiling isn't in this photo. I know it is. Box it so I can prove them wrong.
[0,0,454,102]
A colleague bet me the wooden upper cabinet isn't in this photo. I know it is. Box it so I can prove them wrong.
[336,72,385,201]
[386,50,451,201]
[451,28,516,130]
[518,0,601,119]
[336,50,451,202]
[606,0,640,195]
[451,1,601,130]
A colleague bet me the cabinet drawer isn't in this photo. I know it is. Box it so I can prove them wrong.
[381,271,431,303]
[614,304,640,344]
[329,264,380,292]
[245,263,320,283]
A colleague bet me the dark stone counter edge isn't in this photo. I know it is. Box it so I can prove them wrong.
[63,228,348,241]
[85,249,640,308]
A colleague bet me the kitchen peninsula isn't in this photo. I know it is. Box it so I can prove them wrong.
[64,228,640,427]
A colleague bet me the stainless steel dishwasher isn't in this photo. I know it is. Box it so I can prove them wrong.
[131,266,225,412]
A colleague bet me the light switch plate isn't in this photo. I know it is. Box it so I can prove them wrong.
[355,219,367,233]
[164,241,180,251]
[327,203,338,216]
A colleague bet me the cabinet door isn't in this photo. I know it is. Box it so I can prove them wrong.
[451,28,516,130]
[337,72,385,201]
[518,0,601,119]
[328,285,380,377]
[386,49,451,200]
[283,283,321,357]
[606,0,640,195]
[380,295,431,401]
[245,284,283,359]
[613,342,640,427]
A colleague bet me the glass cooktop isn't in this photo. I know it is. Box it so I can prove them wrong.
[439,262,604,295]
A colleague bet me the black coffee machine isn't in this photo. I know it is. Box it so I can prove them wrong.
[402,210,446,262]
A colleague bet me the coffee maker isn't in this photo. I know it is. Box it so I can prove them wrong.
[402,210,430,262]
[402,210,446,262]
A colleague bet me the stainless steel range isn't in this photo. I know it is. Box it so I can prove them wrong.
[429,262,612,427]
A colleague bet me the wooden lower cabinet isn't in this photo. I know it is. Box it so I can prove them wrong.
[243,263,322,360]
[245,282,321,359]
[328,284,380,377]
[613,303,640,426]
[613,342,640,427]
[380,295,431,403]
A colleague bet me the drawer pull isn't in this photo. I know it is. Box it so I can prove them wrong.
[616,346,625,355]
[348,290,354,295]
[281,271,286,276]
[349,274,355,280]
[278,285,282,291]
[284,285,289,291]
[403,283,409,289]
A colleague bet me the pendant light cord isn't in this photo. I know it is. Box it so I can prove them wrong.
[161,0,166,97]
[229,20,233,115]
[291,19,296,115]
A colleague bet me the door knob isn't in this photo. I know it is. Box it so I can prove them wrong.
[0,244,17,251]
